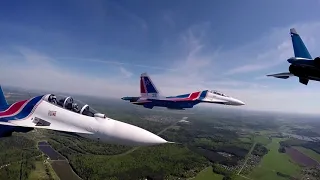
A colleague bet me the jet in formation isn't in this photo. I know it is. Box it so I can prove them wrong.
[267,28,320,85]
[0,86,168,146]
[121,73,245,110]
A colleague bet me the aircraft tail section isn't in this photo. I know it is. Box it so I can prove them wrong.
[290,28,312,59]
[0,86,8,108]
[140,73,160,99]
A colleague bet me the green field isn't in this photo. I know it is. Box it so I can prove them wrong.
[193,166,223,180]
[239,137,252,143]
[235,175,251,180]
[254,135,271,145]
[294,146,320,162]
[29,161,59,180]
[248,138,301,180]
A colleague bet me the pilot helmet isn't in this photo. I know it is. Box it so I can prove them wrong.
[72,103,79,110]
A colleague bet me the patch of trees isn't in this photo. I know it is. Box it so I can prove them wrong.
[69,144,209,180]
[278,146,286,153]
[276,172,292,178]
[0,135,41,180]
[292,128,320,137]
[252,143,268,156]
[212,163,233,176]
[46,131,131,157]
[280,139,320,154]
[190,147,239,166]
[222,175,237,180]
[279,139,305,147]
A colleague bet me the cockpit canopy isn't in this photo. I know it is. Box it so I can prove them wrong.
[44,94,106,118]
[209,90,228,97]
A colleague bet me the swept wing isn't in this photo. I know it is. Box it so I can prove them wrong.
[267,72,293,79]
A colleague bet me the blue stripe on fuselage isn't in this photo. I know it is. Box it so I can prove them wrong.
[0,95,44,122]
[199,90,207,100]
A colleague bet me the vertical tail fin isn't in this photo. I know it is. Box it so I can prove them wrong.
[290,28,312,59]
[0,86,8,107]
[140,73,160,98]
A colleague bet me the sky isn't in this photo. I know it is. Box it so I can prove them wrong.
[1,0,320,114]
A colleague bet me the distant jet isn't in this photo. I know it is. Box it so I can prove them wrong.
[267,28,320,85]
[0,86,168,146]
[121,73,245,110]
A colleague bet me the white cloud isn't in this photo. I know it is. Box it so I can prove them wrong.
[56,57,177,71]
[0,48,136,97]
[225,22,320,75]
[119,67,133,78]
[2,21,320,114]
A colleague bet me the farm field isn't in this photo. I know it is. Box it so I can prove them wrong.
[193,166,223,180]
[293,146,320,163]
[286,147,319,167]
[248,138,301,180]
[254,135,271,145]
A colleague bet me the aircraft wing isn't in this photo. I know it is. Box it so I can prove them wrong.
[0,117,93,134]
[267,72,293,79]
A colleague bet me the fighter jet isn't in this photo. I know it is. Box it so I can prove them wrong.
[267,28,320,85]
[121,73,245,110]
[0,86,168,146]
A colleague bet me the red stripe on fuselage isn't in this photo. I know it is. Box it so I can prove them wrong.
[188,92,201,100]
[140,77,146,93]
[0,100,28,116]
[168,91,201,101]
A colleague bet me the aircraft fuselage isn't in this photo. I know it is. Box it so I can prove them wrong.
[288,61,320,82]
[0,94,168,146]
[136,99,198,110]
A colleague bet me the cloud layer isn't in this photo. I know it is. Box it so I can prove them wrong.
[2,21,320,114]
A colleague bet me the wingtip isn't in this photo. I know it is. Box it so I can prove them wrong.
[290,28,298,35]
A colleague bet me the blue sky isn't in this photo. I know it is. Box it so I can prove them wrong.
[1,0,320,114]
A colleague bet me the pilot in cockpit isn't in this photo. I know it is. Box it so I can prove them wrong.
[48,95,57,104]
[72,103,80,113]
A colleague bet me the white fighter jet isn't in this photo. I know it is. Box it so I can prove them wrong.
[122,73,245,110]
[0,86,168,146]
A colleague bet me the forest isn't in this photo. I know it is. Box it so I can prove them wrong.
[0,90,275,180]
[41,109,271,180]
[0,135,42,180]
[279,138,320,154]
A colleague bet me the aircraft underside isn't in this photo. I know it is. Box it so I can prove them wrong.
[289,65,320,84]
[0,124,33,137]
[139,100,200,110]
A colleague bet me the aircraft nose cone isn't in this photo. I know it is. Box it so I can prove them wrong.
[232,98,245,106]
[100,120,168,146]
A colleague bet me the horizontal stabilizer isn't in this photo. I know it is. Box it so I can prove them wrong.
[267,72,293,79]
